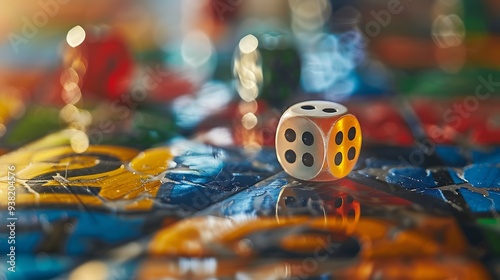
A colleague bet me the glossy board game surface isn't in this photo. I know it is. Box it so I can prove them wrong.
[1,1,500,279]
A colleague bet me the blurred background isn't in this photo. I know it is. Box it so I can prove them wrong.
[0,0,499,151]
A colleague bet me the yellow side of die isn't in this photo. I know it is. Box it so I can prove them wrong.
[327,114,362,179]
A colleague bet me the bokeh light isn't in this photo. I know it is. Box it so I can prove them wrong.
[234,34,263,102]
[66,25,86,48]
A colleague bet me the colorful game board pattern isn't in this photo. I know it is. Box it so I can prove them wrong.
[1,95,499,279]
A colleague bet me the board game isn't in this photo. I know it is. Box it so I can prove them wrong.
[1,1,500,279]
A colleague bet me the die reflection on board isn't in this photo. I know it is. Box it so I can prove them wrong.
[147,172,468,259]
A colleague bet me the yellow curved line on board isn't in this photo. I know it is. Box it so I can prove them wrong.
[148,215,468,257]
[1,145,174,211]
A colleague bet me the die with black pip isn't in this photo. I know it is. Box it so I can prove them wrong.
[275,101,362,181]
